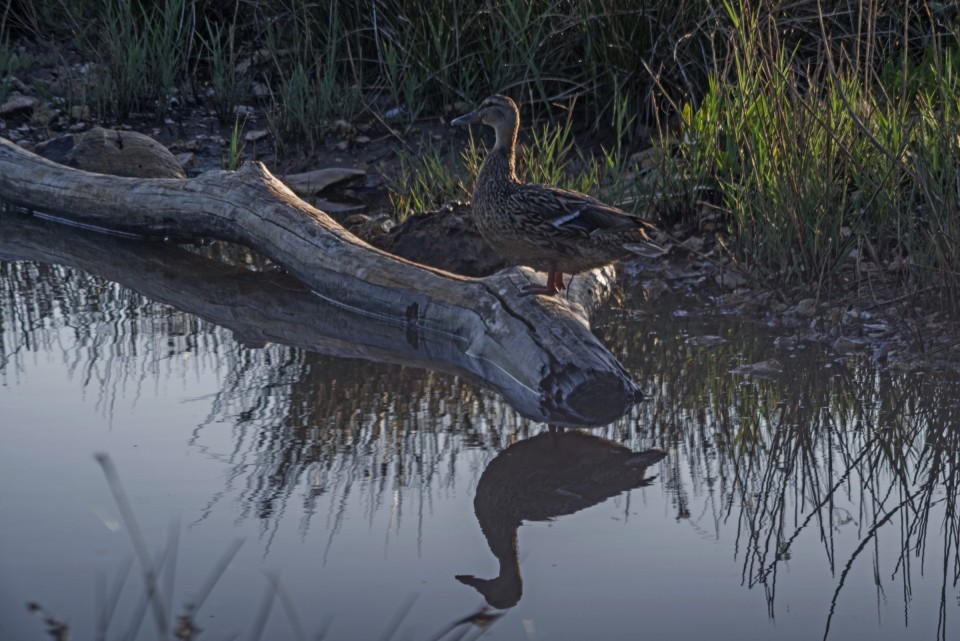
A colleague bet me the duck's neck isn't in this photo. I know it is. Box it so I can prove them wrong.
[483,122,519,183]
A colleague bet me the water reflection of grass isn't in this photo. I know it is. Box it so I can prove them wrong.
[609,301,960,640]
[193,349,536,545]
[4,254,959,638]
[177,275,958,638]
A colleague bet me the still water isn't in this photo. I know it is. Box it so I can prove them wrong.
[1,212,958,640]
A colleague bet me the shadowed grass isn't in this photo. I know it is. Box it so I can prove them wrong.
[4,0,959,302]
[198,16,252,123]
[84,0,193,120]
[388,142,472,220]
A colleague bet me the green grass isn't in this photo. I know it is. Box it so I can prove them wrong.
[0,41,19,104]
[669,0,960,297]
[81,0,193,120]
[4,0,960,302]
[222,114,247,171]
[388,104,648,223]
[387,142,472,219]
[198,18,252,123]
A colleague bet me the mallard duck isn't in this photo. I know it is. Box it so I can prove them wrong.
[452,94,664,295]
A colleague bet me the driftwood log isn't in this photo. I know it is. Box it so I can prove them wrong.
[0,136,641,425]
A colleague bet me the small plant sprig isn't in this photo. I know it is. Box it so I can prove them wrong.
[223,113,248,170]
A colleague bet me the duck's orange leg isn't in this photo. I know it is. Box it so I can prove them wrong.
[520,267,565,296]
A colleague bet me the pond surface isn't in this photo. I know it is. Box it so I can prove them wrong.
[1,213,959,641]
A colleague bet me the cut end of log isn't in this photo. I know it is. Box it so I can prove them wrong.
[538,367,644,427]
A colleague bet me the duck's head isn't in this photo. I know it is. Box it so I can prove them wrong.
[451,95,519,148]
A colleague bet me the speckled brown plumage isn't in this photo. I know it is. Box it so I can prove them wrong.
[452,94,663,295]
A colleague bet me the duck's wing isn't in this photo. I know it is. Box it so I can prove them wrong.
[507,183,654,236]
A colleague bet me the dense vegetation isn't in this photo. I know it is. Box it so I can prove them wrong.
[3,0,959,303]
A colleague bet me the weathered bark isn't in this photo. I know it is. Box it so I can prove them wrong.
[0,136,641,425]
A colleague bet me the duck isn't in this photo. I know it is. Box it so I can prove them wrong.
[451,94,664,296]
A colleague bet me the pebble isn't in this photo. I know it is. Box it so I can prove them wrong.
[795,298,818,317]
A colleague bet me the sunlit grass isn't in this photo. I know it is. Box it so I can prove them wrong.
[387,103,650,224]
[670,0,960,299]
[387,142,472,220]
[222,113,247,171]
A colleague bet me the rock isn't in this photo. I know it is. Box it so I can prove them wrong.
[871,343,893,363]
[679,235,705,253]
[795,298,818,318]
[831,336,859,353]
[717,268,747,288]
[384,106,405,120]
[244,129,269,142]
[281,167,366,196]
[7,77,29,94]
[642,278,670,301]
[175,152,197,170]
[31,135,75,164]
[70,105,91,121]
[332,120,354,137]
[252,82,270,98]
[0,93,39,117]
[169,137,206,152]
[33,127,186,179]
[344,214,396,243]
[730,358,782,378]
[687,335,726,348]
[773,334,799,349]
[629,147,662,172]
[311,197,365,214]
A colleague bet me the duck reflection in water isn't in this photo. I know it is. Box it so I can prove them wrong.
[456,429,665,609]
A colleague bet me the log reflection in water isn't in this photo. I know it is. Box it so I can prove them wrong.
[456,430,665,608]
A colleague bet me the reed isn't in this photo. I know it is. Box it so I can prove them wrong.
[672,0,960,298]
[4,0,958,298]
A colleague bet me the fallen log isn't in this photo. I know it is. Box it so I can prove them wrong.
[0,213,630,424]
[0,136,642,425]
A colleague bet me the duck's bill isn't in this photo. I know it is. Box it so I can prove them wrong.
[451,111,482,126]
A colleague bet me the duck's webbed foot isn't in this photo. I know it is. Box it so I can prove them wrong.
[519,268,564,296]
